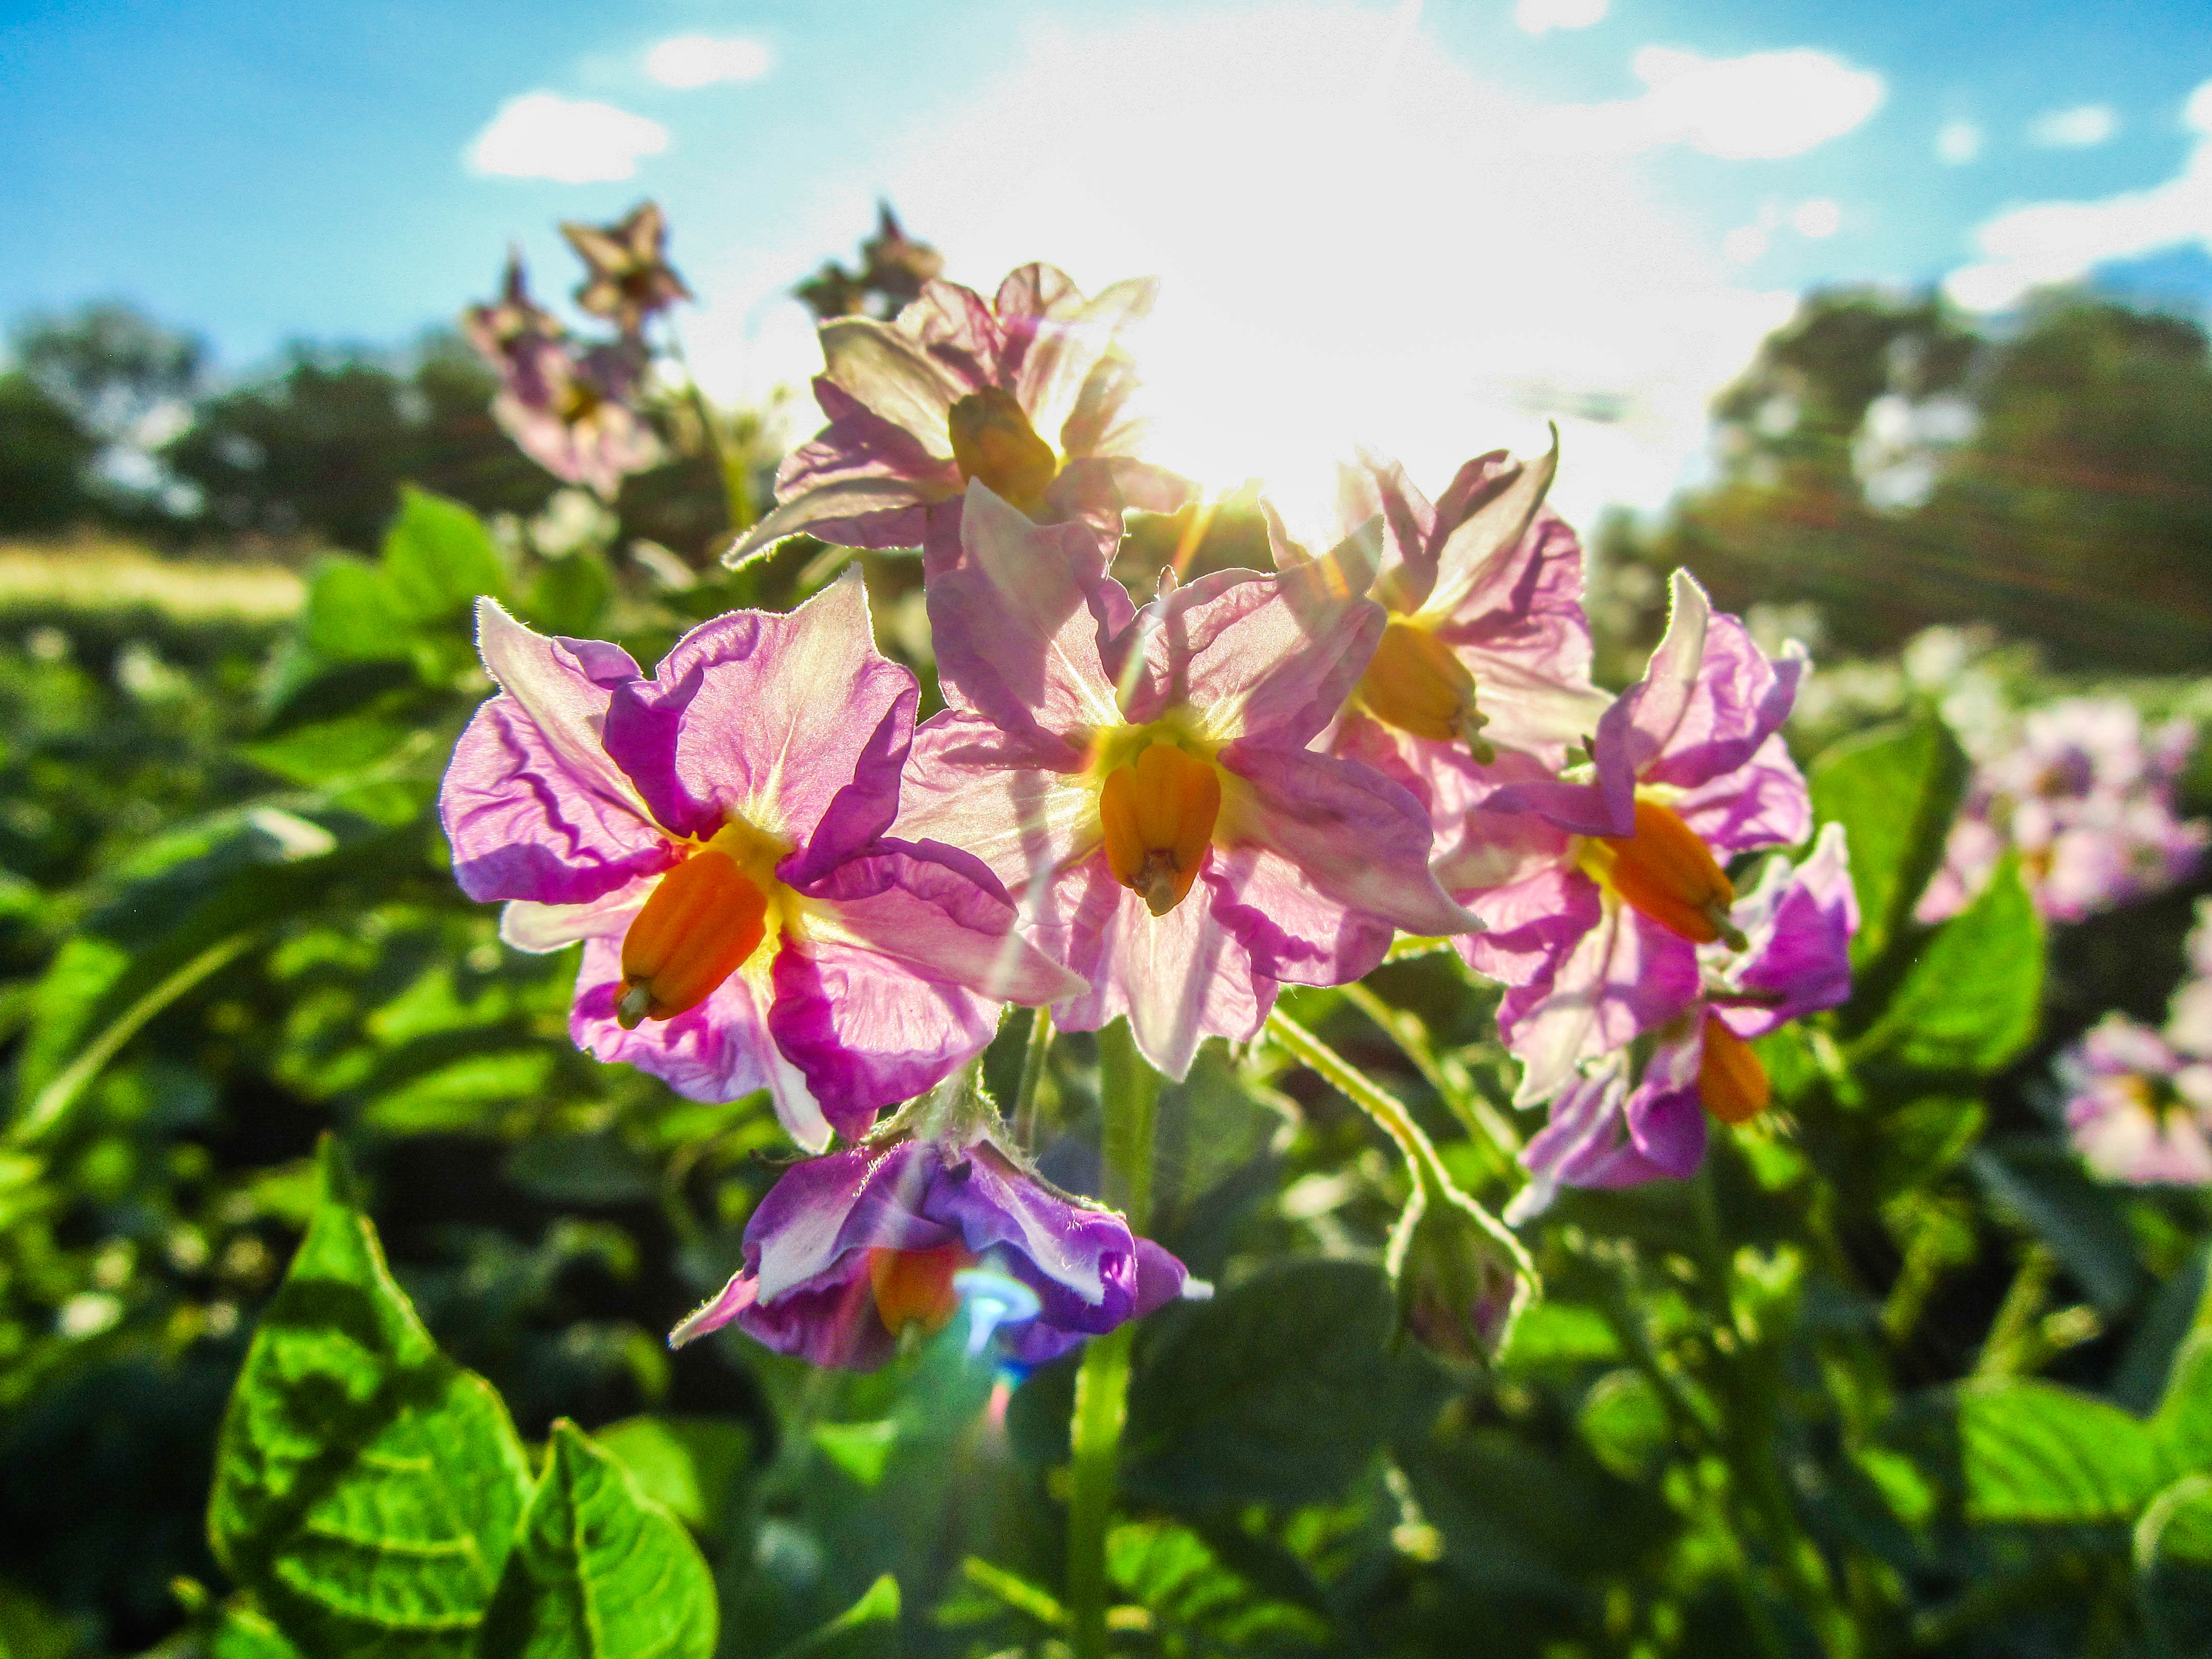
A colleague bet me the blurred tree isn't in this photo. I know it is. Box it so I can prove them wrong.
[1609,287,2212,670]
[795,202,943,321]
[0,371,98,533]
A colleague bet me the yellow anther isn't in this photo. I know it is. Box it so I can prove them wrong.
[1358,620,1493,760]
[1578,798,1745,949]
[867,1243,974,1337]
[615,820,786,1027]
[948,387,1058,508]
[1099,738,1221,918]
[1697,1017,1771,1124]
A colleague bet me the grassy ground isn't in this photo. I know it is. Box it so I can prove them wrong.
[0,540,302,623]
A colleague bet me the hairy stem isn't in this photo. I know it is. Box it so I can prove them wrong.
[1013,1007,1054,1153]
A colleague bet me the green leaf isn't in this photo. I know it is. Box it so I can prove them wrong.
[1810,714,1968,964]
[304,556,414,662]
[769,1575,901,1659]
[812,1420,900,1490]
[2135,1474,2212,1652]
[1956,1378,2173,1523]
[478,1420,717,1659]
[594,1417,751,1535]
[208,1139,533,1657]
[2154,1330,2212,1474]
[1969,1145,2143,1315]
[528,552,612,637]
[206,1598,307,1659]
[1123,1259,1444,1507]
[1855,858,2043,1074]
[381,486,503,623]
[1577,1369,1669,1480]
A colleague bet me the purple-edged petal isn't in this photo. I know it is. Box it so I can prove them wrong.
[1219,742,1474,938]
[1672,732,1811,856]
[1715,822,1856,1038]
[1018,276,1157,451]
[1204,842,1396,989]
[750,1141,947,1300]
[817,315,967,457]
[571,937,833,1150]
[1635,579,1806,795]
[1413,438,1562,629]
[895,712,1104,926]
[603,570,917,847]
[928,484,1124,745]
[727,476,940,565]
[1500,905,1701,1104]
[1456,864,1601,990]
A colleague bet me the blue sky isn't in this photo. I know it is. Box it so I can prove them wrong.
[4,0,2209,512]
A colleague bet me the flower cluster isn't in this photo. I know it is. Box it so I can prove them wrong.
[1921,696,2206,925]
[2058,898,2212,1184]
[443,244,1860,1369]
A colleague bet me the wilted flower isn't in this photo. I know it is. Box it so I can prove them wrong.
[727,263,1189,565]
[439,573,1079,1150]
[560,201,692,336]
[1387,1172,1534,1367]
[463,258,662,500]
[2058,1014,2212,1186]
[1509,822,1856,1217]
[1446,570,1811,1105]
[670,1078,1190,1368]
[894,485,1474,1078]
[1920,697,2205,924]
[1317,440,1611,857]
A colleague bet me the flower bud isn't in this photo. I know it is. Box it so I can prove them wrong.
[1386,1180,1534,1369]
[948,387,1058,508]
[1697,1016,1771,1124]
[1581,798,1745,949]
[1099,738,1221,917]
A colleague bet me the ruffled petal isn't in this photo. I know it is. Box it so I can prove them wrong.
[1412,437,1562,629]
[497,877,651,953]
[1633,573,1806,795]
[725,475,938,565]
[817,315,967,458]
[1017,276,1157,453]
[1672,732,1812,856]
[1499,904,1700,1104]
[1456,864,1601,990]
[1715,821,1857,1037]
[1204,841,1395,989]
[603,570,918,848]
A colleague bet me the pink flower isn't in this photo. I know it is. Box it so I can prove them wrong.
[462,256,662,500]
[438,572,1080,1149]
[560,201,692,337]
[2059,1014,2212,1186]
[1509,822,1856,1217]
[1444,570,1811,1104]
[1920,697,2206,924]
[892,484,1474,1078]
[1313,440,1611,864]
[671,1108,1188,1369]
[726,263,1189,565]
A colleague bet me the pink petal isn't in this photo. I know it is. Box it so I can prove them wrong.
[1499,904,1700,1104]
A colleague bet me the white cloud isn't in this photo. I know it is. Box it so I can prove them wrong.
[1936,119,1982,165]
[1515,0,1608,36]
[1792,197,1842,238]
[646,35,773,90]
[465,92,668,183]
[2028,103,2118,148]
[1722,224,1770,265]
[1525,46,1885,160]
[1946,79,2212,311]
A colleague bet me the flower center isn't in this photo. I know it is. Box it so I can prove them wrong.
[555,376,603,428]
[1099,736,1222,918]
[867,1243,976,1337]
[948,387,1058,508]
[1576,797,1746,949]
[1697,1016,1771,1124]
[1357,619,1493,761]
[615,817,790,1028]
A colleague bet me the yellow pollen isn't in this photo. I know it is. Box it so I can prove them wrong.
[1577,798,1745,948]
[1697,1017,1771,1124]
[867,1243,974,1337]
[1099,738,1222,918]
[615,818,789,1028]
[1358,619,1493,761]
[947,387,1058,508]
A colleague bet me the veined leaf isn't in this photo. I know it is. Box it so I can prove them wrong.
[1956,1377,2172,1523]
[1854,858,2041,1074]
[1810,713,1968,967]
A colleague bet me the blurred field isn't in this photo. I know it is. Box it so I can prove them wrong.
[0,540,302,622]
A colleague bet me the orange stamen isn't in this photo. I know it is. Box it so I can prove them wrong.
[1697,1016,1771,1124]
[1357,619,1493,760]
[948,387,1057,508]
[615,828,773,1028]
[866,1243,975,1337]
[1583,798,1743,948]
[1099,739,1221,917]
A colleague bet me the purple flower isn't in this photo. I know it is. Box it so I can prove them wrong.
[670,1121,1189,1369]
[892,484,1474,1078]
[726,263,1190,565]
[1312,441,1611,863]
[560,201,692,337]
[1920,697,2206,925]
[438,572,1080,1149]
[2058,1014,2212,1186]
[462,257,662,500]
[1444,570,1811,1105]
[1509,822,1857,1217]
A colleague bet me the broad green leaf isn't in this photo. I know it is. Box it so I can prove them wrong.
[812,1420,900,1489]
[206,1599,307,1659]
[240,710,419,785]
[1810,714,1968,964]
[304,556,414,662]
[2135,1474,2212,1652]
[478,1419,717,1659]
[768,1576,901,1659]
[594,1417,751,1535]
[1123,1260,1444,1507]
[1956,1378,2172,1523]
[381,486,504,622]
[2154,1330,2212,1474]
[528,552,612,637]
[1856,858,2041,1074]
[208,1139,532,1657]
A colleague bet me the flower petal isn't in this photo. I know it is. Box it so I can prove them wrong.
[817,315,968,458]
[725,475,938,565]
[497,877,651,953]
[1499,904,1700,1104]
[1715,821,1857,1036]
[1672,732,1812,855]
[1413,434,1562,628]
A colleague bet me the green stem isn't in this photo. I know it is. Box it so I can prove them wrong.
[1013,1007,1054,1153]
[1338,983,1520,1171]
[1975,1244,2056,1378]
[1265,1007,1450,1192]
[1067,1019,1159,1659]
